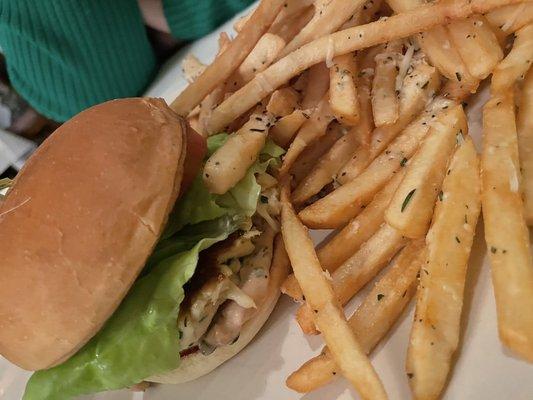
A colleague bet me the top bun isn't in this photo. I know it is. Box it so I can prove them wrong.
[0,98,186,371]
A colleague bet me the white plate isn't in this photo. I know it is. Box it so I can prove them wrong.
[2,5,532,400]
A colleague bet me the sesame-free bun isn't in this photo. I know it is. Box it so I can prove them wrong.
[0,98,187,371]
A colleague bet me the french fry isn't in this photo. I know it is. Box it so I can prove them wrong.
[287,240,426,393]
[291,129,360,204]
[266,87,301,117]
[385,105,467,238]
[447,15,503,80]
[486,2,533,34]
[280,96,335,176]
[295,305,320,335]
[270,5,315,43]
[234,14,251,33]
[270,233,292,294]
[291,123,344,184]
[341,0,384,29]
[337,59,441,184]
[282,170,405,302]
[206,0,523,134]
[292,70,309,94]
[329,223,407,308]
[372,41,402,127]
[329,52,361,125]
[482,89,533,362]
[226,33,287,90]
[269,109,310,148]
[342,46,381,148]
[441,78,479,103]
[491,24,533,92]
[279,0,368,58]
[392,0,480,87]
[203,112,274,194]
[407,137,481,400]
[345,239,424,358]
[354,52,377,145]
[187,115,201,133]
[316,170,404,271]
[280,184,388,400]
[387,0,479,88]
[171,0,287,116]
[181,54,206,82]
[299,98,452,229]
[302,63,330,109]
[188,104,201,119]
[397,57,441,114]
[518,68,533,224]
[272,0,315,24]
[296,224,408,331]
[197,34,232,136]
[218,31,232,53]
[199,90,226,137]
[417,26,478,89]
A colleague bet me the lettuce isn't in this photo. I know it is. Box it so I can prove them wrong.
[23,135,284,400]
[162,134,284,238]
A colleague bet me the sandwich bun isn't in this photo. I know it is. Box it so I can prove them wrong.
[0,98,187,371]
[148,235,289,384]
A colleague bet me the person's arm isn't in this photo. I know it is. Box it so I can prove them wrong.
[160,0,255,40]
[0,0,157,122]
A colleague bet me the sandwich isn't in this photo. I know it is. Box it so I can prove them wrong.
[0,98,287,399]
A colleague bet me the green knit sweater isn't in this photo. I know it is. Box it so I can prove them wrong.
[0,0,253,122]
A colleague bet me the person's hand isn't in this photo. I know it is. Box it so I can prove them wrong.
[137,0,170,33]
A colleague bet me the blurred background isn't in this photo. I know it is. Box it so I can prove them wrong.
[0,27,179,180]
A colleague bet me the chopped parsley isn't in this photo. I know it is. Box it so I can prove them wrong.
[401,189,416,212]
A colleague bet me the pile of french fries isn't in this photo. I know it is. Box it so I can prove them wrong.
[175,0,533,398]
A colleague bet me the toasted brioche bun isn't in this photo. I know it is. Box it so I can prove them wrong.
[149,235,289,384]
[0,98,187,371]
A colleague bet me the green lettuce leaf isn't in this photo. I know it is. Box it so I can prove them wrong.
[206,133,229,156]
[23,134,284,400]
[162,134,284,238]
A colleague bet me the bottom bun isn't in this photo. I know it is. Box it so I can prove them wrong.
[148,235,289,384]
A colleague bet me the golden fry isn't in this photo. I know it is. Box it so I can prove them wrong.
[329,52,361,125]
[372,41,402,127]
[296,224,408,330]
[203,112,274,194]
[281,183,387,400]
[518,68,533,224]
[288,240,425,393]
[385,105,467,238]
[482,89,533,362]
[407,137,481,400]
[491,24,533,92]
[171,0,287,115]
[282,170,405,301]
[337,59,440,184]
[207,0,520,133]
